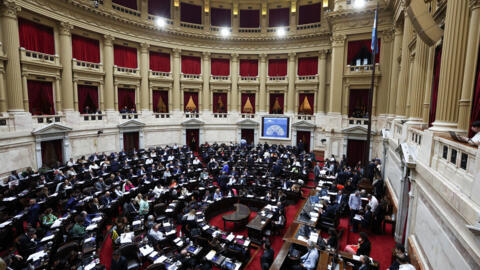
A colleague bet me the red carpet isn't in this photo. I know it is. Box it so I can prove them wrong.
[338,217,396,270]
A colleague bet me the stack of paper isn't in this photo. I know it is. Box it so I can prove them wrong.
[205,250,216,261]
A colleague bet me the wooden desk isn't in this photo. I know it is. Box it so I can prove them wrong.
[246,212,269,244]
[222,203,250,230]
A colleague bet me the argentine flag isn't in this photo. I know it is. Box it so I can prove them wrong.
[371,5,378,56]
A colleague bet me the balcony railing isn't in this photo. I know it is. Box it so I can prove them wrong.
[345,63,381,75]
[114,66,139,75]
[268,76,287,82]
[32,115,63,124]
[20,48,60,65]
[267,27,290,33]
[296,114,315,121]
[180,22,204,30]
[150,70,172,78]
[181,73,201,80]
[73,59,102,71]
[184,112,199,118]
[296,22,322,31]
[238,28,261,33]
[81,113,104,121]
[120,113,139,119]
[211,75,230,81]
[147,15,174,25]
[154,113,171,119]
[241,113,255,119]
[348,117,370,126]
[408,128,423,146]
[112,3,140,17]
[297,75,318,82]
[213,113,228,118]
[239,76,259,82]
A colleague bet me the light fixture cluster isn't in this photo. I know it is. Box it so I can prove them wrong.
[354,0,366,9]
[155,17,167,28]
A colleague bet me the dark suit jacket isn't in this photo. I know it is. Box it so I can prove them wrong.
[357,240,371,257]
[111,256,128,270]
[260,248,275,269]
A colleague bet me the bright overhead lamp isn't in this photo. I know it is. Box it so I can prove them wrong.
[220,27,231,37]
[354,0,366,9]
[276,27,286,38]
[155,17,166,28]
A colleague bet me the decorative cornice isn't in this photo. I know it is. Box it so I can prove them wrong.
[1,0,21,19]
[470,0,480,10]
[59,21,73,36]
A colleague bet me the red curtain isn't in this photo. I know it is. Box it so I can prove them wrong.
[211,8,231,27]
[181,56,201,74]
[298,3,321,25]
[469,50,480,137]
[186,129,199,152]
[269,8,290,27]
[150,51,171,72]
[123,132,139,152]
[347,39,381,65]
[152,90,169,113]
[349,89,369,117]
[118,88,136,111]
[148,0,171,18]
[240,10,260,28]
[41,140,63,167]
[240,59,258,76]
[429,46,442,126]
[268,59,287,76]
[241,129,254,144]
[72,35,100,63]
[347,139,366,167]
[113,0,137,10]
[114,45,138,68]
[78,85,99,114]
[241,93,255,114]
[18,18,55,54]
[213,93,228,113]
[298,93,314,115]
[269,93,284,114]
[27,80,55,115]
[211,58,230,76]
[181,3,202,24]
[298,57,318,76]
[184,92,199,112]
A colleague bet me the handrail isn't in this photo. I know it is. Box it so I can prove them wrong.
[73,59,102,70]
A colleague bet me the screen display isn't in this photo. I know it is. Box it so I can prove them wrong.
[262,117,289,139]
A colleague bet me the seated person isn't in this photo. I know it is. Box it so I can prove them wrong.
[213,188,222,200]
[41,208,58,227]
[294,240,319,270]
[345,232,371,257]
[70,216,86,239]
[260,240,274,270]
[138,194,150,216]
[17,228,37,258]
[149,224,165,242]
[321,228,338,249]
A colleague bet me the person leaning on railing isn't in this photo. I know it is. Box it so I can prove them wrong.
[459,120,480,146]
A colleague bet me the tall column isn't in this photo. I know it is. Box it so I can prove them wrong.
[54,78,62,113]
[140,0,148,20]
[328,34,346,114]
[317,50,327,114]
[21,74,28,111]
[289,2,296,34]
[458,0,480,131]
[287,52,296,113]
[0,71,6,113]
[261,0,267,34]
[59,22,74,112]
[140,43,150,111]
[202,52,211,112]
[422,47,435,123]
[1,1,23,112]
[395,14,413,117]
[388,26,403,117]
[431,0,469,130]
[231,53,239,112]
[172,48,181,112]
[259,54,267,113]
[232,0,239,33]
[103,35,115,111]
[173,2,180,28]
[404,54,415,118]
[408,38,429,121]
[73,80,79,111]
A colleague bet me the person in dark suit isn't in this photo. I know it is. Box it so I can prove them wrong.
[100,191,113,206]
[358,255,370,270]
[17,228,37,258]
[25,199,40,227]
[111,250,128,270]
[260,240,274,270]
[356,232,371,256]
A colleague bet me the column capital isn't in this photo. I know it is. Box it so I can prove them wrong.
[172,48,181,56]
[59,21,73,36]
[231,53,239,61]
[470,0,480,9]
[140,42,150,53]
[259,53,267,61]
[103,34,115,46]
[288,52,296,60]
[319,50,328,59]
[331,34,346,47]
[382,28,395,42]
[202,51,211,59]
[1,1,21,19]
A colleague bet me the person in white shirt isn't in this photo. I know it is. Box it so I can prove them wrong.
[114,186,124,197]
[299,241,319,270]
[227,175,236,186]
[398,254,416,270]
[152,183,164,198]
[149,224,165,241]
[66,158,75,167]
[89,163,99,171]
[263,151,270,159]
[150,150,157,158]
[145,158,153,165]
[192,157,201,165]
[460,120,480,146]
[367,194,378,213]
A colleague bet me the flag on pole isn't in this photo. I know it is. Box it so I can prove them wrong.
[371,5,379,55]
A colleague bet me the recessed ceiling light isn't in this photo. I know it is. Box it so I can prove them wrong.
[354,0,366,9]
[277,27,286,38]
[155,17,166,28]
[220,27,231,37]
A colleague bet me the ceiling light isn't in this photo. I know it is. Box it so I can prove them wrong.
[220,27,231,37]
[277,27,286,38]
[354,0,366,9]
[155,17,166,28]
